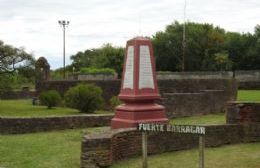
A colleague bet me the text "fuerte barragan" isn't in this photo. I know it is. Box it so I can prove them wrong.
[138,123,206,135]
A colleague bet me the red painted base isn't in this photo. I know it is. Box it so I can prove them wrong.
[111,103,168,129]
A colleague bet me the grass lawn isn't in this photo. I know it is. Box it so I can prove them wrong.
[0,127,108,168]
[0,90,259,167]
[0,99,112,117]
[1,128,259,168]
[237,90,260,102]
[171,112,225,125]
[111,142,260,168]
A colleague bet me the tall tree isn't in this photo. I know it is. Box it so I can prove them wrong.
[152,21,227,71]
[0,40,34,74]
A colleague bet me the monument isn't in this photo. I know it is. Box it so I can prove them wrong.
[111,37,168,129]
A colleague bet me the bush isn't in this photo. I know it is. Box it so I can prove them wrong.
[64,84,104,113]
[39,90,62,109]
[109,96,122,110]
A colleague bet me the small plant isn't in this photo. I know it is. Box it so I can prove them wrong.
[109,96,122,111]
[64,84,104,113]
[39,90,62,109]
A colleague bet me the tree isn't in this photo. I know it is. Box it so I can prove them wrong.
[152,21,226,71]
[70,44,124,77]
[92,44,124,77]
[152,22,183,71]
[70,49,98,71]
[0,40,34,74]
[0,40,35,93]
[68,22,260,72]
[214,52,233,71]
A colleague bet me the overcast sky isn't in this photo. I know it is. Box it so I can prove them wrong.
[0,0,259,69]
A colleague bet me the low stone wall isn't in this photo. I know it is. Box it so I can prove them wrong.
[39,79,237,99]
[161,90,227,118]
[76,74,117,80]
[81,124,260,168]
[227,102,260,124]
[38,79,237,118]
[157,71,234,80]
[0,114,113,134]
[239,81,260,90]
[157,70,260,81]
[0,91,36,99]
[235,70,260,82]
[157,79,237,96]
[157,70,260,90]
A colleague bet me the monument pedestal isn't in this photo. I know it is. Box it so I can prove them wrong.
[111,37,168,129]
[111,102,168,129]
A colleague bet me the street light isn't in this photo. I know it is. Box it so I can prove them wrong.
[58,20,70,79]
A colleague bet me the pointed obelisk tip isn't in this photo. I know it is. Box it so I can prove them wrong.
[129,36,150,41]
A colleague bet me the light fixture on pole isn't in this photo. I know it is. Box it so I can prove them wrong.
[58,20,70,79]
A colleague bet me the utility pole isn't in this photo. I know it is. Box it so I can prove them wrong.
[182,0,187,72]
[58,20,69,79]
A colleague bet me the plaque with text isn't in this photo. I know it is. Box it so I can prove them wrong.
[123,46,134,89]
[139,45,154,89]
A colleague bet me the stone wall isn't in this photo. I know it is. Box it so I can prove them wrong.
[235,70,260,82]
[227,102,260,124]
[75,74,117,80]
[239,81,260,90]
[80,124,260,168]
[161,90,226,118]
[39,79,237,118]
[157,71,234,80]
[0,91,36,99]
[39,79,237,98]
[157,70,260,90]
[157,70,260,81]
[0,114,113,134]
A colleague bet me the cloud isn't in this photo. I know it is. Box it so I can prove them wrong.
[0,0,259,69]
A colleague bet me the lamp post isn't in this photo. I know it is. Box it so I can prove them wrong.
[58,20,69,79]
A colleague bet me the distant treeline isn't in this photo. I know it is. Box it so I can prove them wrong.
[56,21,260,78]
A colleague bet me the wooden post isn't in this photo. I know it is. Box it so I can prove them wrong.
[199,135,205,168]
[142,132,148,168]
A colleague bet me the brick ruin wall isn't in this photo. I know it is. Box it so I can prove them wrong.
[81,124,260,168]
[0,115,113,134]
[227,102,260,124]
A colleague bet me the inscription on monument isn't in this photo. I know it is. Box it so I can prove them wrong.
[139,45,154,89]
[123,46,134,89]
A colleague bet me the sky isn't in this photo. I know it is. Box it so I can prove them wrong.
[0,0,259,69]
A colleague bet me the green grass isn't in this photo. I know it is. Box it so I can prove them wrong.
[170,112,225,125]
[0,128,259,168]
[237,90,260,102]
[0,127,108,168]
[111,142,260,168]
[0,99,112,117]
[0,90,259,168]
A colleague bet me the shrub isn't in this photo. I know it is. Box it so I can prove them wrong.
[109,96,122,110]
[64,84,104,113]
[39,90,62,109]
